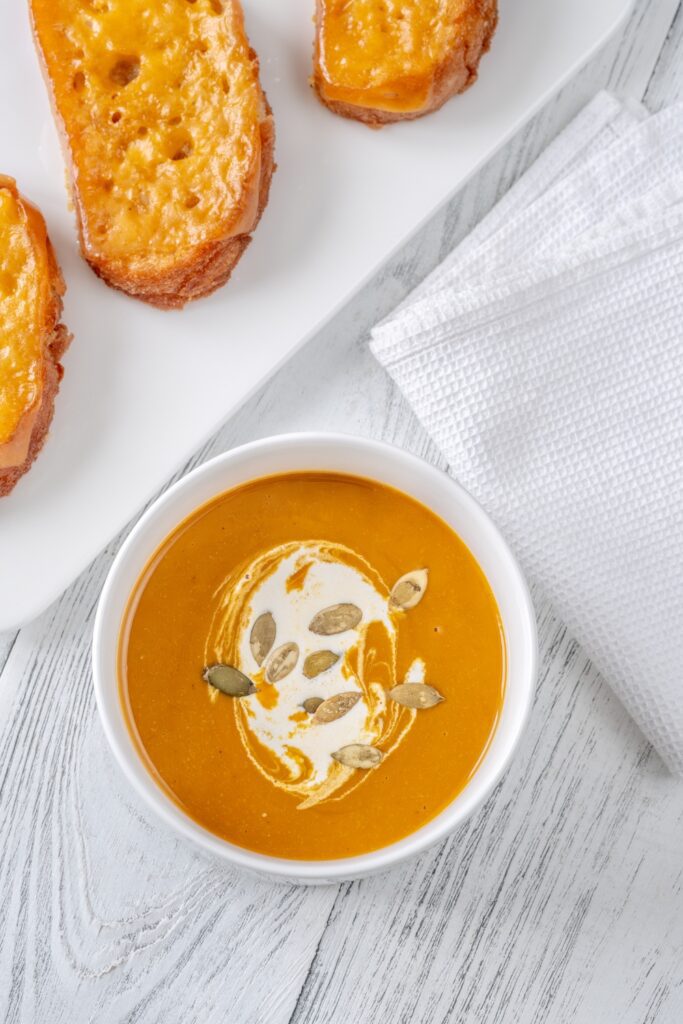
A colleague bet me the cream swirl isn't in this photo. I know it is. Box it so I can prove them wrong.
[204,541,420,808]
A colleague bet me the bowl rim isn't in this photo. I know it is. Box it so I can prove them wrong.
[93,431,537,881]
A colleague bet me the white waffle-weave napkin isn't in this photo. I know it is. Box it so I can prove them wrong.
[371,93,683,775]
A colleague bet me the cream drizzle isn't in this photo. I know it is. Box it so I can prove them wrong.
[204,541,420,809]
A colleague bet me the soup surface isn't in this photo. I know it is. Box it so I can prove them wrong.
[120,472,505,859]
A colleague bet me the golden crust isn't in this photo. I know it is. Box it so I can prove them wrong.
[0,184,71,497]
[313,0,498,127]
[30,2,275,310]
[87,103,276,310]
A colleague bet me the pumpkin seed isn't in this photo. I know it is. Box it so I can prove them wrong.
[331,744,383,769]
[313,691,361,724]
[389,568,429,610]
[265,642,299,683]
[250,612,276,666]
[309,603,362,635]
[388,682,444,709]
[303,696,324,714]
[202,664,255,697]
[303,649,340,679]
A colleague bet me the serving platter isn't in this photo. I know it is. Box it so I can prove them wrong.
[0,0,633,629]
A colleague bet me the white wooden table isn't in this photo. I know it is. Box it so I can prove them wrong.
[2,2,682,1021]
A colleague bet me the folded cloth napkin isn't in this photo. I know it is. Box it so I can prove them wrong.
[371,92,683,775]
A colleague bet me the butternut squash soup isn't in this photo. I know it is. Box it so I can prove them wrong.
[119,472,505,859]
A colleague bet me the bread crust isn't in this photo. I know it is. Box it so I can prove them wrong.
[0,191,71,497]
[313,0,498,127]
[30,4,275,310]
[86,101,276,310]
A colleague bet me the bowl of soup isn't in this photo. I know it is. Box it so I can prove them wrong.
[93,433,537,883]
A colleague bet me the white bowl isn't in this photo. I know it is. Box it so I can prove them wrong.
[93,433,537,884]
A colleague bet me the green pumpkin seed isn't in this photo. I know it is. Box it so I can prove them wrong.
[309,603,362,635]
[250,612,276,666]
[202,664,255,697]
[389,569,429,610]
[265,642,299,683]
[313,691,361,724]
[302,696,324,714]
[388,682,444,709]
[331,744,383,769]
[303,650,340,679]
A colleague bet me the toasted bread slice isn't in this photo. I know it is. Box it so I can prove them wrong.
[30,0,275,309]
[313,0,497,126]
[0,177,71,497]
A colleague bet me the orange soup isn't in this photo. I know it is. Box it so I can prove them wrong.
[119,472,505,859]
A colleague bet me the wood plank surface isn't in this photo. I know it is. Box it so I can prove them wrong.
[1,1,682,1021]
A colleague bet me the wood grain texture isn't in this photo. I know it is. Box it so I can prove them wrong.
[2,0,682,1020]
[645,0,683,110]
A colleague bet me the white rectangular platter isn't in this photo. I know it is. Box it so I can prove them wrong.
[0,0,633,629]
